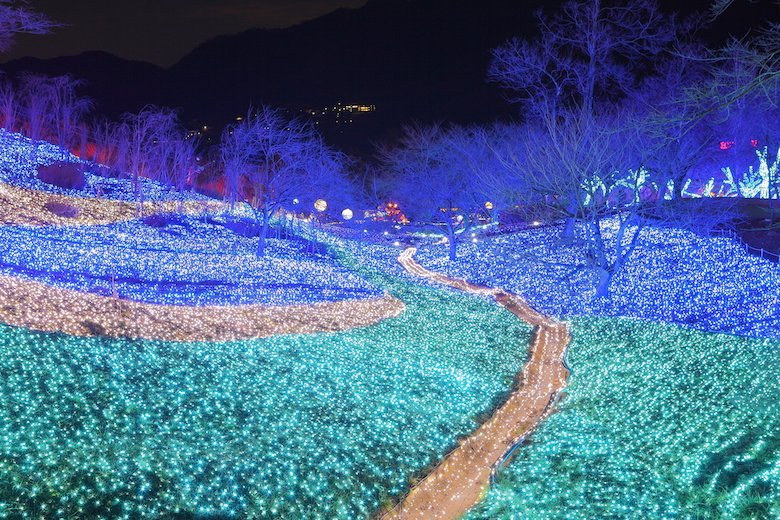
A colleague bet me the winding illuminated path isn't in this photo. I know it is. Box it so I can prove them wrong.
[381,247,571,520]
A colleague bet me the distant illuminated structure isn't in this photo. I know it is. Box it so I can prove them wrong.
[304,103,376,126]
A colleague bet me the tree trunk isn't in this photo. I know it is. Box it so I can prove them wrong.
[444,217,458,261]
[256,207,273,257]
[257,218,270,257]
[594,267,612,298]
[449,235,457,261]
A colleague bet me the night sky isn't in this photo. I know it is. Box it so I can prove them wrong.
[3,0,779,71]
[1,0,368,68]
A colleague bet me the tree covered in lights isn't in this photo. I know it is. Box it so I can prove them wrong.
[705,39,780,200]
[0,73,94,157]
[101,105,200,214]
[0,0,58,53]
[220,105,350,257]
[487,0,693,296]
[630,42,716,201]
[379,123,491,261]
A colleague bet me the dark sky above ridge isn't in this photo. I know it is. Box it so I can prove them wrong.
[2,0,368,68]
[2,0,779,69]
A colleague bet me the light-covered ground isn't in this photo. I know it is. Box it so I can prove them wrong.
[331,221,780,339]
[0,130,210,202]
[0,217,383,306]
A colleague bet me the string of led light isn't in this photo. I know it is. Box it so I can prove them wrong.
[0,181,225,226]
[0,248,528,519]
[463,316,780,519]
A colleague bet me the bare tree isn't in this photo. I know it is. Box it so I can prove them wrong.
[487,0,686,296]
[0,77,17,131]
[489,0,676,121]
[505,111,649,297]
[380,123,490,260]
[17,72,50,141]
[114,105,182,213]
[631,44,715,200]
[220,105,349,256]
[0,0,58,53]
[50,75,94,151]
[15,73,93,147]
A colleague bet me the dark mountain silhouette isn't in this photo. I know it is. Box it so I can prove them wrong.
[163,0,546,153]
[0,50,166,121]
[0,0,547,154]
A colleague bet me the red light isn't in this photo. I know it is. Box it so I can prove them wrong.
[719,141,734,150]
[751,139,758,147]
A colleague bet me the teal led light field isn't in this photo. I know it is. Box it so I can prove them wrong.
[0,260,529,519]
[464,317,780,520]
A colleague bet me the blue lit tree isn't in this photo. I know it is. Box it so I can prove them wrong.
[488,0,676,122]
[630,43,715,201]
[220,106,349,257]
[379,123,489,261]
[706,40,780,199]
[488,0,681,296]
[0,0,58,53]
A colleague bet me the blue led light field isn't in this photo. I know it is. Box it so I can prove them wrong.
[0,258,529,519]
[0,219,383,306]
[391,221,780,338]
[464,317,780,520]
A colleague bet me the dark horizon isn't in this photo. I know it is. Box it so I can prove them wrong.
[1,0,368,68]
[4,0,780,70]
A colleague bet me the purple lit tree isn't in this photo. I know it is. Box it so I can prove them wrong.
[16,73,93,147]
[104,106,199,214]
[220,106,349,257]
[0,0,58,53]
[379,123,489,261]
[114,106,179,213]
[0,77,17,131]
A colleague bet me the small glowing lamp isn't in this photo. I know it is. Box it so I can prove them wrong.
[314,199,327,212]
[341,208,353,220]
